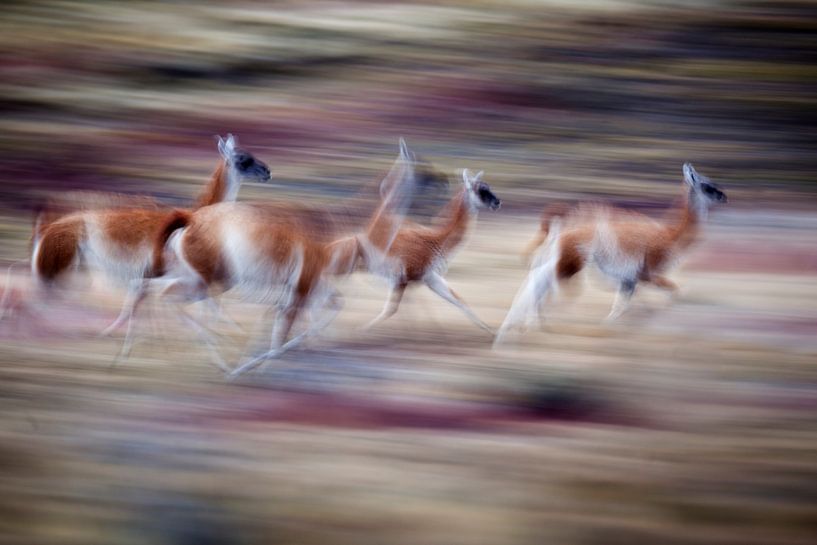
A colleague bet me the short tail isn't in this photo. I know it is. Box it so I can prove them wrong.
[152,209,192,277]
[522,202,571,264]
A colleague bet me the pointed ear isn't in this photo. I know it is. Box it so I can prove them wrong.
[225,133,238,155]
[474,170,484,182]
[379,140,416,200]
[398,137,414,163]
[461,169,472,185]
[217,135,229,159]
[683,162,698,187]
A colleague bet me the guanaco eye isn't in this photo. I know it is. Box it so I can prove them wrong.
[238,156,253,169]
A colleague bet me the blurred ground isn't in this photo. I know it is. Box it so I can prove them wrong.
[1,1,816,544]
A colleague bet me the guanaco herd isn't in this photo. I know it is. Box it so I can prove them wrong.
[1,135,727,377]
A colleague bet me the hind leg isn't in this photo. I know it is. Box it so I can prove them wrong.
[229,282,346,379]
[100,279,148,338]
[202,296,245,335]
[606,279,636,321]
[272,286,344,355]
[494,265,556,347]
[363,282,406,330]
[111,280,150,362]
[156,277,229,371]
[174,304,230,373]
[304,285,344,340]
[533,286,556,331]
[230,301,302,378]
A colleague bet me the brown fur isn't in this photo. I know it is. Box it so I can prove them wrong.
[151,210,193,277]
[555,230,586,280]
[35,191,162,234]
[385,186,471,282]
[527,186,703,283]
[34,217,85,283]
[360,175,498,335]
[33,157,234,287]
[103,209,176,249]
[496,166,724,344]
[195,162,228,209]
[143,161,412,372]
[44,191,161,216]
[522,201,573,263]
[552,219,682,284]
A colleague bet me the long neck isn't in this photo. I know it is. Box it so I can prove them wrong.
[195,161,240,209]
[437,187,474,254]
[362,157,414,253]
[668,186,704,249]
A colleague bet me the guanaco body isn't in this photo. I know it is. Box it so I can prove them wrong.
[362,168,501,333]
[16,135,269,338]
[145,139,419,375]
[494,163,726,345]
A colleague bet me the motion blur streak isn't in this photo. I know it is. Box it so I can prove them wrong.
[0,2,815,544]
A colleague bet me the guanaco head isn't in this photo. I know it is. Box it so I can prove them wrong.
[462,169,501,211]
[217,134,271,183]
[683,163,727,213]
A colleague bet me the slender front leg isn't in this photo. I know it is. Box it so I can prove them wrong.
[147,276,228,371]
[203,297,245,335]
[424,272,493,334]
[606,279,636,321]
[230,304,300,378]
[262,286,345,356]
[305,287,344,338]
[109,280,149,365]
[100,279,148,338]
[230,285,345,379]
[176,305,231,372]
[363,282,406,330]
[268,303,298,353]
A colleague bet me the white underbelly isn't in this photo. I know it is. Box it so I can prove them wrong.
[221,225,305,305]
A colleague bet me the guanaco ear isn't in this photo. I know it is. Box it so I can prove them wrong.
[398,137,415,163]
[380,137,416,200]
[474,170,484,182]
[683,162,699,187]
[217,135,229,159]
[218,134,237,160]
[225,133,238,153]
[461,168,474,188]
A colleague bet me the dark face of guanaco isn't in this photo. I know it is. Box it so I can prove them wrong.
[699,179,727,204]
[683,162,727,205]
[232,149,271,183]
[217,133,271,183]
[463,169,501,211]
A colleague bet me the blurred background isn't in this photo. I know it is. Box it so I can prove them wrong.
[1,1,816,544]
